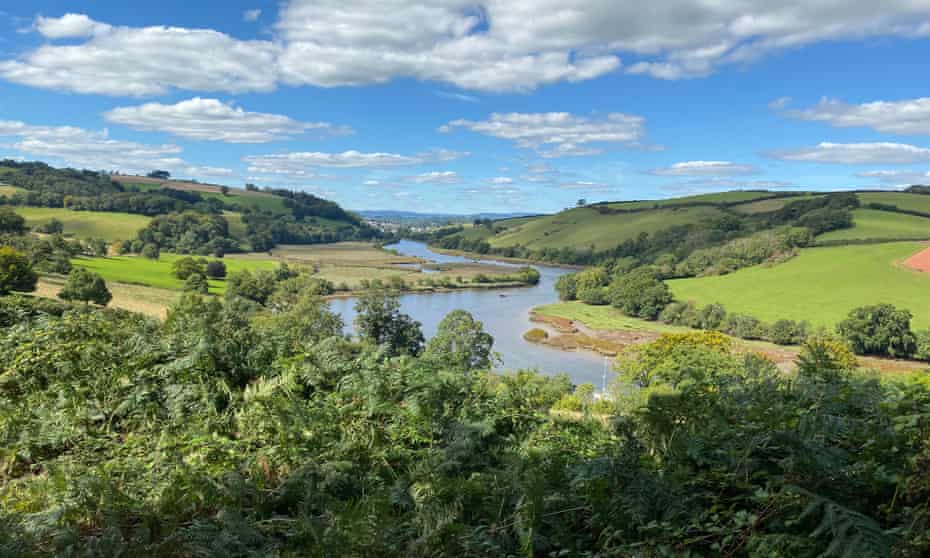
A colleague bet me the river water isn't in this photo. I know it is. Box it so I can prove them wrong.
[328,240,611,386]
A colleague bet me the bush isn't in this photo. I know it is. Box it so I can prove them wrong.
[577,285,609,305]
[837,304,917,358]
[555,274,577,300]
[183,272,210,294]
[36,218,64,234]
[608,268,673,320]
[141,243,160,260]
[770,319,810,345]
[723,313,768,340]
[172,256,206,280]
[0,247,38,295]
[696,303,727,330]
[0,206,26,234]
[205,260,227,278]
[58,267,112,306]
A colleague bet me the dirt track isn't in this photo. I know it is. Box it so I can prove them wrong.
[903,244,930,274]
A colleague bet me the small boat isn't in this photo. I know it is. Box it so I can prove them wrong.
[499,294,508,298]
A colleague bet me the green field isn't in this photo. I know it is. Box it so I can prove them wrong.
[73,253,280,294]
[535,302,688,334]
[668,241,930,329]
[602,191,784,210]
[0,185,25,196]
[857,192,930,214]
[818,209,930,242]
[14,207,151,241]
[489,206,726,251]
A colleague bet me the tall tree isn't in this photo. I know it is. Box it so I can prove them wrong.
[425,309,495,370]
[0,247,38,295]
[58,267,112,306]
[354,290,424,356]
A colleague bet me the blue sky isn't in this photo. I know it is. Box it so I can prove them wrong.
[3,2,930,213]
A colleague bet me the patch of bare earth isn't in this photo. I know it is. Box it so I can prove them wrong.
[903,244,930,274]
[36,277,176,319]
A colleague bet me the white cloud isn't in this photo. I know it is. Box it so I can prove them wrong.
[403,170,461,184]
[769,142,930,164]
[856,169,930,184]
[10,2,929,96]
[244,149,466,176]
[104,97,350,143]
[0,119,231,177]
[243,9,262,22]
[442,112,646,157]
[780,97,930,135]
[1,16,280,96]
[649,160,759,176]
[35,13,110,38]
[489,176,513,184]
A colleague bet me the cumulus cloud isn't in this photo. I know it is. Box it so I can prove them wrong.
[244,149,467,176]
[649,160,759,176]
[0,119,231,177]
[104,97,350,143]
[856,169,930,185]
[243,9,262,22]
[779,97,930,135]
[768,142,930,164]
[1,16,280,96]
[35,13,110,38]
[11,2,930,94]
[442,112,646,158]
[489,176,513,184]
[403,170,461,184]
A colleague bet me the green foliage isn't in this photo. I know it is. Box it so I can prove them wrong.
[0,247,37,295]
[137,211,238,256]
[424,310,495,370]
[57,267,112,306]
[608,267,673,319]
[0,207,26,235]
[837,303,917,358]
[141,243,160,260]
[205,260,227,278]
[354,290,424,356]
[171,255,207,279]
[0,296,928,556]
[183,272,210,294]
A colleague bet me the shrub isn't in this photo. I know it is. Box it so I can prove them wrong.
[837,304,917,358]
[723,313,768,340]
[770,319,810,345]
[183,272,210,294]
[172,256,206,280]
[0,247,38,295]
[0,207,26,234]
[205,260,227,279]
[608,268,673,320]
[58,267,112,306]
[577,285,609,305]
[555,274,577,300]
[696,303,727,330]
[141,243,160,260]
[36,218,64,234]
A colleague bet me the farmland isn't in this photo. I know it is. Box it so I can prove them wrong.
[14,207,151,241]
[668,241,930,329]
[817,209,930,242]
[487,205,727,251]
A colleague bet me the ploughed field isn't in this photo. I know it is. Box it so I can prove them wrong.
[668,241,930,329]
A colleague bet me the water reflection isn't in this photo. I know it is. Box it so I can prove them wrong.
[328,240,611,386]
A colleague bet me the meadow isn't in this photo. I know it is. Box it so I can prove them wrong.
[14,207,151,241]
[72,253,280,294]
[489,206,727,251]
[668,241,930,329]
[857,191,930,214]
[817,209,930,242]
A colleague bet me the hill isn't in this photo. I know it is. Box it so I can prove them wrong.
[0,160,377,252]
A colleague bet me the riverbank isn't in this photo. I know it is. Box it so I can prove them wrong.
[423,244,585,270]
[531,302,929,375]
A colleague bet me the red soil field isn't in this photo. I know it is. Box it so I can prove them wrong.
[903,245,930,274]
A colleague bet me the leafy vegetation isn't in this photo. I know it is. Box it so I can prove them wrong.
[1,295,928,555]
[57,267,112,306]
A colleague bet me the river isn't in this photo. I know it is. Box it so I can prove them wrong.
[328,240,612,386]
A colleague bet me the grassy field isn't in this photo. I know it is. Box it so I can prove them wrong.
[535,302,688,334]
[668,241,930,329]
[818,209,930,242]
[14,207,151,241]
[36,276,178,319]
[488,206,726,251]
[731,194,822,214]
[114,175,290,214]
[0,185,25,196]
[602,191,785,210]
[73,253,280,294]
[857,192,930,214]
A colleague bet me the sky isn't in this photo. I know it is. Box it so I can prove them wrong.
[3,2,930,214]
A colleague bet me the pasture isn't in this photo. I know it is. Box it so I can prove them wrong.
[817,209,930,242]
[488,206,727,251]
[668,241,930,329]
[14,207,151,241]
[73,253,280,294]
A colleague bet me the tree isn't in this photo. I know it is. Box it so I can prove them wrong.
[172,256,206,280]
[425,310,495,369]
[608,268,673,320]
[37,219,64,234]
[0,207,26,234]
[147,170,170,180]
[354,291,424,356]
[205,260,227,279]
[0,247,38,295]
[183,272,209,294]
[141,243,160,260]
[577,198,587,207]
[220,185,230,196]
[58,267,112,306]
[837,303,917,358]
